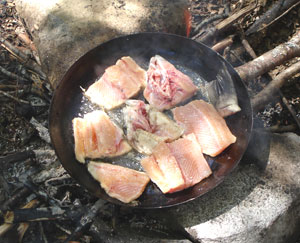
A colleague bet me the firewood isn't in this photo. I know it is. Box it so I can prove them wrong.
[251,61,300,111]
[246,0,300,35]
[64,199,106,242]
[4,206,87,223]
[193,3,257,45]
[236,30,300,82]
[0,199,39,237]
[212,35,234,53]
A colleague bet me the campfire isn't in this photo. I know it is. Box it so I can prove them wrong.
[1,0,300,242]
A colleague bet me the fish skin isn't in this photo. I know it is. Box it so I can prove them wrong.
[85,56,146,110]
[144,55,198,111]
[72,110,131,162]
[172,100,236,157]
[205,61,241,117]
[123,100,183,155]
[88,161,150,203]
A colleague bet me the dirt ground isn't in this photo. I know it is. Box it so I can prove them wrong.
[0,0,300,242]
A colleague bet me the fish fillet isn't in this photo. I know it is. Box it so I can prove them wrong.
[168,134,212,188]
[172,100,236,157]
[144,55,198,111]
[123,100,183,154]
[85,56,146,110]
[88,162,150,203]
[141,135,212,194]
[73,110,131,163]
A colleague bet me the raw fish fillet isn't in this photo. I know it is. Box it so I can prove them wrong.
[141,135,212,194]
[123,100,184,154]
[168,134,212,188]
[172,100,236,157]
[85,56,146,110]
[88,161,150,203]
[143,55,198,111]
[73,110,131,163]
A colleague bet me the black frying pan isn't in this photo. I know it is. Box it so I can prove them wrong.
[49,33,252,209]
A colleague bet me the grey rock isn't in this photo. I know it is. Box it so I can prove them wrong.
[15,0,189,89]
[80,131,300,243]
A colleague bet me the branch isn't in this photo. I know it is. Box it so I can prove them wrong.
[251,61,300,111]
[246,0,300,35]
[236,30,300,82]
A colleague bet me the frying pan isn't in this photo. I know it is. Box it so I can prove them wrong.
[49,32,252,209]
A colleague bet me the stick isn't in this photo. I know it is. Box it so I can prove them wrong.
[0,188,31,213]
[0,65,28,81]
[30,117,51,144]
[281,93,300,130]
[265,124,298,133]
[212,35,234,53]
[0,89,30,104]
[251,61,300,111]
[193,13,228,34]
[236,30,300,82]
[193,3,257,44]
[257,1,300,34]
[246,0,300,35]
[0,35,46,79]
[4,206,87,223]
[0,150,35,164]
[0,199,39,237]
[64,199,106,242]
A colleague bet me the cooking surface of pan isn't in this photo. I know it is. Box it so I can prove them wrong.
[49,33,252,209]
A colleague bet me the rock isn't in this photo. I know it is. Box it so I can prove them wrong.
[179,131,300,243]
[86,131,300,243]
[15,0,189,89]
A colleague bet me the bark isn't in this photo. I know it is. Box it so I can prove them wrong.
[246,0,300,35]
[251,61,300,111]
[236,30,300,82]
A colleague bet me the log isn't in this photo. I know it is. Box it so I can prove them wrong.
[236,30,300,82]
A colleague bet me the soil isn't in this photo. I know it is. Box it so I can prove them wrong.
[0,0,299,242]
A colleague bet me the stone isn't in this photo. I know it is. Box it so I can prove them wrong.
[87,131,300,243]
[15,0,189,89]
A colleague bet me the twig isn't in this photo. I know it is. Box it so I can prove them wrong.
[64,199,106,242]
[246,0,300,35]
[39,222,48,243]
[0,65,28,81]
[0,187,31,213]
[4,206,86,223]
[193,13,228,34]
[281,93,300,130]
[0,150,35,164]
[193,3,257,44]
[30,117,51,144]
[236,30,300,82]
[0,89,30,104]
[241,38,257,59]
[258,1,300,34]
[0,34,29,61]
[0,199,39,237]
[0,34,46,79]
[265,124,298,133]
[251,61,300,111]
[211,35,234,53]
